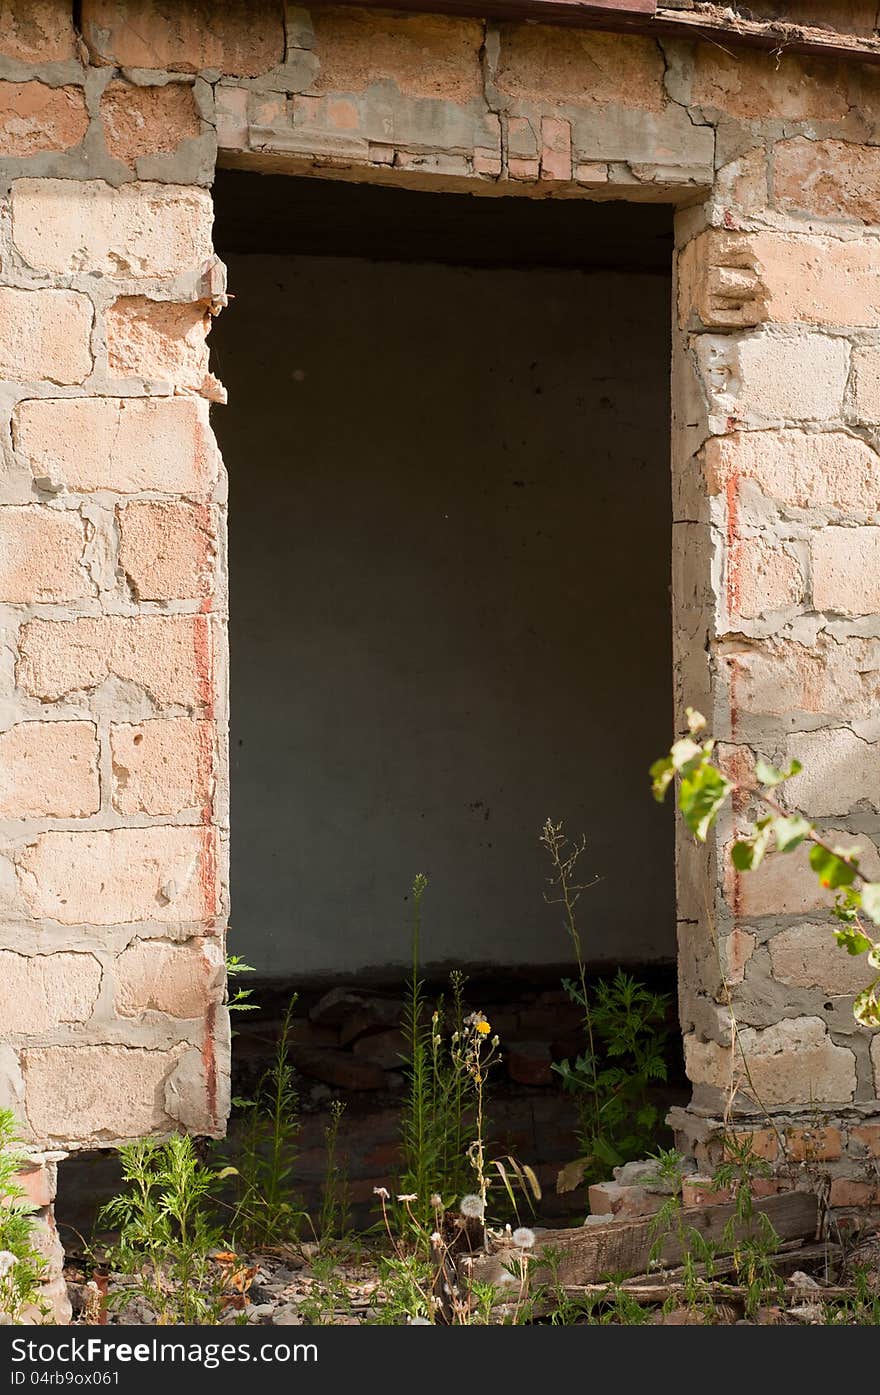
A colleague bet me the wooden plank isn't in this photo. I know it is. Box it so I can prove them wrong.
[465,1191,818,1288]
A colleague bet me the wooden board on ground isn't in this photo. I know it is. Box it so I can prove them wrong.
[465,1191,819,1288]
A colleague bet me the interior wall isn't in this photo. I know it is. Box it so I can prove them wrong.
[212,177,674,979]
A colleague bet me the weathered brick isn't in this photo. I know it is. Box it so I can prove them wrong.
[784,1125,842,1162]
[17,615,210,708]
[681,1176,734,1207]
[829,1178,880,1207]
[105,296,212,391]
[15,825,218,925]
[769,922,875,994]
[704,430,880,514]
[0,82,88,157]
[111,717,212,816]
[731,828,877,918]
[719,634,880,720]
[13,396,220,495]
[21,1043,182,1141]
[680,229,880,329]
[0,721,99,819]
[11,178,213,278]
[725,1127,779,1162]
[0,951,101,1034]
[588,1180,665,1219]
[729,536,803,619]
[692,48,847,121]
[11,1160,56,1209]
[0,1,77,63]
[495,24,665,110]
[784,727,880,816]
[0,505,89,603]
[685,1017,856,1106]
[850,345,880,423]
[721,927,755,986]
[697,332,849,424]
[118,500,216,601]
[115,937,223,1018]
[313,8,482,102]
[849,1124,880,1157]
[0,288,91,384]
[100,80,201,168]
[82,0,283,76]
[812,527,880,615]
[774,138,880,223]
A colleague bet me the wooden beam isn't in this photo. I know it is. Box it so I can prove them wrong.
[464,1191,819,1288]
[321,0,880,65]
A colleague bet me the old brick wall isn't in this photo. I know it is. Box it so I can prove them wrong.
[0,0,879,1321]
[0,2,231,1304]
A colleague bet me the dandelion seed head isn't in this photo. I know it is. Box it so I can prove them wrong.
[459,1193,485,1219]
[512,1227,536,1250]
[430,1193,442,1209]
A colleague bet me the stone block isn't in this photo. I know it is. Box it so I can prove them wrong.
[774,138,880,224]
[111,717,212,816]
[82,0,283,76]
[118,500,216,601]
[0,951,101,1034]
[0,720,100,819]
[100,80,201,169]
[812,527,880,615]
[0,1,78,62]
[17,615,211,708]
[0,288,91,384]
[696,332,849,424]
[0,506,89,603]
[114,937,223,1018]
[769,922,875,994]
[15,825,218,925]
[729,536,803,619]
[21,1044,183,1141]
[105,296,212,392]
[704,430,880,514]
[0,82,88,157]
[11,178,213,278]
[13,396,221,495]
[685,1016,856,1107]
[784,726,880,815]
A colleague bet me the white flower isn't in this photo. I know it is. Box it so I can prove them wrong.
[372,1186,390,1200]
[397,1193,418,1203]
[0,1253,16,1279]
[430,1194,442,1209]
[459,1194,485,1219]
[408,1317,431,1325]
[512,1227,536,1250]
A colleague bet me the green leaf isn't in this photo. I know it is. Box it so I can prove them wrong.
[772,814,812,854]
[755,756,802,787]
[809,843,858,890]
[678,763,733,842]
[731,840,756,871]
[834,925,874,957]
[853,985,880,1029]
[860,882,880,926]
[649,755,675,802]
[731,824,772,872]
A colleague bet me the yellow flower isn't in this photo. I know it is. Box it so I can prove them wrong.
[476,1019,491,1035]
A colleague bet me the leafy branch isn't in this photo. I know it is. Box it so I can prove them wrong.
[651,708,880,1028]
